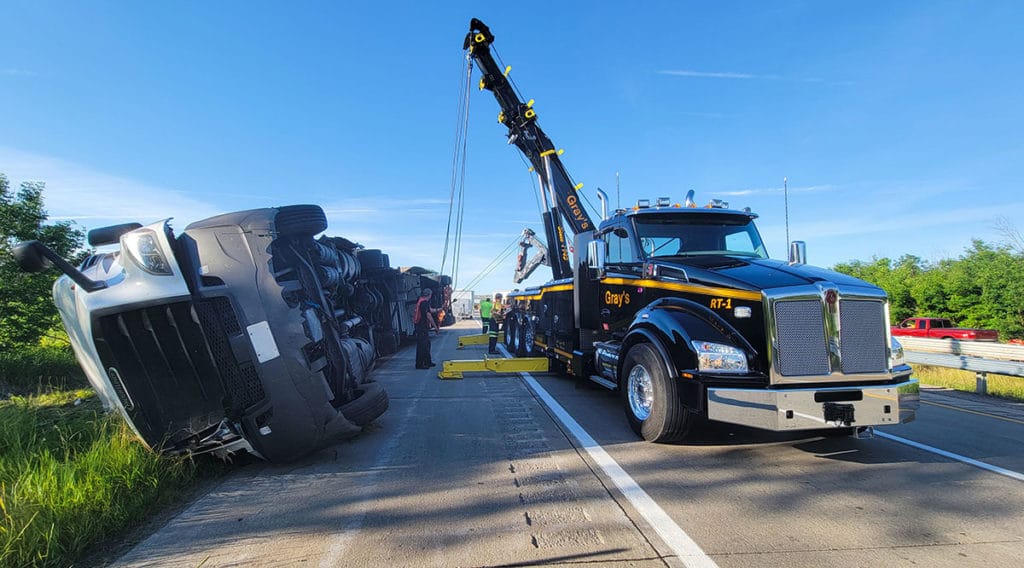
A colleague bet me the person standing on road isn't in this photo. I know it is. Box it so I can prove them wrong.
[488,293,504,354]
[479,297,493,334]
[414,288,438,369]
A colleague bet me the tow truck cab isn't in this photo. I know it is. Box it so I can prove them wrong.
[502,199,919,441]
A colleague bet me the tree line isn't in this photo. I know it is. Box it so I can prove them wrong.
[0,173,87,350]
[833,240,1024,340]
[1,173,1023,349]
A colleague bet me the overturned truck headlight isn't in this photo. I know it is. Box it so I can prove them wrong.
[691,340,748,373]
[122,229,172,275]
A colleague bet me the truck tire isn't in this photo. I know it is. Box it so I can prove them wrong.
[376,331,398,356]
[356,249,387,271]
[504,316,518,351]
[621,343,692,443]
[516,316,535,357]
[339,382,389,427]
[276,205,328,237]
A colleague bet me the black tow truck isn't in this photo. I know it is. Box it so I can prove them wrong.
[465,18,919,441]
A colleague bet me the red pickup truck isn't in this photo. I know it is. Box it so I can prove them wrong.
[891,317,999,341]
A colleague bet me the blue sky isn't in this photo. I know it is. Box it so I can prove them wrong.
[2,1,1022,296]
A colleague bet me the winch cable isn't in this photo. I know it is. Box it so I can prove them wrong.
[440,55,474,290]
[459,235,522,293]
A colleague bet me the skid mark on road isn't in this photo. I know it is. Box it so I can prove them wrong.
[483,379,609,552]
[498,346,718,568]
[875,431,1024,483]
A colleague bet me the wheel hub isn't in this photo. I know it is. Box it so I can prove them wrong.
[627,364,654,420]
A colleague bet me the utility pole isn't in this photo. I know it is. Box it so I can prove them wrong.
[783,177,790,249]
[616,171,621,209]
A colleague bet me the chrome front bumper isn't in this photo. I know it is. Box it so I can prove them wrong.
[706,379,919,431]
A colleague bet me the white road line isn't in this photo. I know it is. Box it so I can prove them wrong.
[498,347,718,568]
[875,430,1024,482]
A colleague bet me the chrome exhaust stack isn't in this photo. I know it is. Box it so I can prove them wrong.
[595,188,609,221]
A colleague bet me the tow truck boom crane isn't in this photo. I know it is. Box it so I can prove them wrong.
[464,18,595,281]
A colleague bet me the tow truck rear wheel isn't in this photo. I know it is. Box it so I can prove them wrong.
[516,316,535,357]
[504,316,518,351]
[621,343,692,443]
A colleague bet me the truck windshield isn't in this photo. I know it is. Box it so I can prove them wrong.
[634,214,768,259]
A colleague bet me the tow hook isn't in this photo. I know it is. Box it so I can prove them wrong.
[854,426,875,439]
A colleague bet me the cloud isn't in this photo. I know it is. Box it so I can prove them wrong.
[0,68,38,77]
[718,184,835,197]
[658,70,768,80]
[0,147,220,230]
[658,70,842,85]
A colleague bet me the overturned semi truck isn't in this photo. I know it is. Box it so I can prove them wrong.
[15,204,449,462]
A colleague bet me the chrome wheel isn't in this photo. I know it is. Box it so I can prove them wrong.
[627,364,654,421]
[522,318,535,355]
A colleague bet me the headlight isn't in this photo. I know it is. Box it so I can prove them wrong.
[122,229,172,275]
[691,340,748,373]
[890,337,905,367]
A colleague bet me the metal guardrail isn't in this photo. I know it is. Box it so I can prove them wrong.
[900,337,1024,394]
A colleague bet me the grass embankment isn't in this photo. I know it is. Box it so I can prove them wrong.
[912,364,1024,401]
[0,347,201,568]
[0,346,84,395]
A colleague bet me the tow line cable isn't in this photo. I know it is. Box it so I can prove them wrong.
[440,54,474,292]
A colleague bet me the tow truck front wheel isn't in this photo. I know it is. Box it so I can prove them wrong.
[621,343,692,443]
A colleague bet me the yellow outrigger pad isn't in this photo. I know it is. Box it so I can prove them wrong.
[456,332,504,348]
[438,355,548,379]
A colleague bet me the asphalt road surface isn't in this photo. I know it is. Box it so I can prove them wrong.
[113,320,1024,567]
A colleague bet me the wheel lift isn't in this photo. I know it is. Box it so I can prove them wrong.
[440,335,549,380]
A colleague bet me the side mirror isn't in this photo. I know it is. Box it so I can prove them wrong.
[88,222,142,247]
[13,241,48,272]
[587,239,606,280]
[11,240,107,292]
[788,241,806,265]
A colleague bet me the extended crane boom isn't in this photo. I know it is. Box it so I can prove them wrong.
[464,18,595,281]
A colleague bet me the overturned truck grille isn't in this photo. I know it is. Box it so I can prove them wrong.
[92,299,261,448]
[773,296,887,379]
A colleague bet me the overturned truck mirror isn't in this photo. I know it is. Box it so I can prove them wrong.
[13,240,47,272]
[12,240,107,292]
[88,222,142,247]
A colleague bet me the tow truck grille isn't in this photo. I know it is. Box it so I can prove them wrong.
[774,298,887,377]
[774,300,829,376]
[838,300,887,373]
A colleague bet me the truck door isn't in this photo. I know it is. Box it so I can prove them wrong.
[601,221,643,334]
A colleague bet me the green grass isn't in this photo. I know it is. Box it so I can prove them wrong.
[0,345,86,394]
[0,390,200,568]
[912,364,1024,401]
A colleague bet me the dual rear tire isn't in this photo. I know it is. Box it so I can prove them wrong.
[503,314,535,357]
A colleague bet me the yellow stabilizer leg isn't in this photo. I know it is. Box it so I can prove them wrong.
[438,355,549,380]
[457,332,504,348]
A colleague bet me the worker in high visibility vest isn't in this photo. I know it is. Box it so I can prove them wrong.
[488,293,504,354]
[479,297,493,334]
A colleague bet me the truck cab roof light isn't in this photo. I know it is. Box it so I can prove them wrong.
[656,197,671,207]
[706,199,729,209]
[636,199,651,209]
